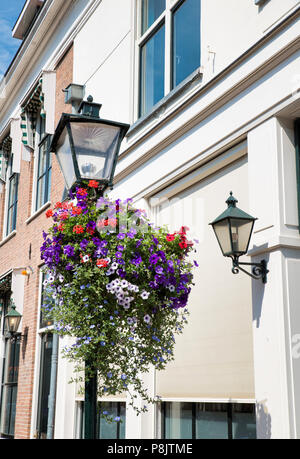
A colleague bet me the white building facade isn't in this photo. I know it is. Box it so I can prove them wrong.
[0,0,299,439]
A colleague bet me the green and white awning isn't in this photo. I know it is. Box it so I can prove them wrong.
[20,78,45,148]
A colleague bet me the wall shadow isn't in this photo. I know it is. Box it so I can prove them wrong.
[256,400,272,438]
[249,243,270,328]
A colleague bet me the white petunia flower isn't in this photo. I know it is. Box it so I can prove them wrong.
[143,314,151,324]
[141,291,150,300]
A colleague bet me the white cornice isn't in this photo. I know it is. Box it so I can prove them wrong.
[0,0,102,121]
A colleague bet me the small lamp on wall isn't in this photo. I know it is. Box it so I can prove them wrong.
[5,300,23,341]
[209,192,269,283]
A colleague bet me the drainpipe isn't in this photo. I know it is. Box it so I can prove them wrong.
[46,332,59,439]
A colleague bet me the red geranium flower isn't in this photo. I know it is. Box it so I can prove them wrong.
[77,188,88,197]
[46,209,53,218]
[88,180,99,188]
[96,258,108,268]
[72,206,82,216]
[166,234,175,241]
[73,225,85,234]
[60,212,69,221]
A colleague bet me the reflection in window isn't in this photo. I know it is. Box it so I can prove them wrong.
[36,117,52,211]
[172,0,201,88]
[162,402,256,439]
[6,155,19,235]
[98,402,126,439]
[75,401,126,439]
[232,403,257,439]
[40,272,54,328]
[140,24,165,117]
[142,0,165,34]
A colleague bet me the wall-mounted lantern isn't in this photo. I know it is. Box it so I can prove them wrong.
[5,300,23,340]
[209,192,268,283]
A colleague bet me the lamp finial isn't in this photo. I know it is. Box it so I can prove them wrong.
[226,191,238,208]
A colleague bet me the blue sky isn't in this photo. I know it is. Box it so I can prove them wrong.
[0,0,26,79]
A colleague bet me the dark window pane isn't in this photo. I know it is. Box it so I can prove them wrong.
[142,0,165,34]
[40,272,54,328]
[6,173,18,234]
[140,24,165,116]
[196,403,228,439]
[36,136,51,211]
[0,340,20,437]
[36,333,53,439]
[164,402,193,439]
[8,386,17,436]
[232,403,256,439]
[98,402,126,439]
[172,0,200,88]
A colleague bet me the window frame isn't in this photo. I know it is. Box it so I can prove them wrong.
[75,400,126,439]
[0,338,20,438]
[160,401,257,440]
[33,268,55,439]
[5,155,19,237]
[136,0,201,119]
[34,114,52,213]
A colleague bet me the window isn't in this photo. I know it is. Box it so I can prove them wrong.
[40,271,54,329]
[35,272,55,439]
[75,401,126,439]
[6,155,19,236]
[36,333,53,439]
[35,116,52,211]
[138,0,201,117]
[0,339,20,438]
[162,402,256,439]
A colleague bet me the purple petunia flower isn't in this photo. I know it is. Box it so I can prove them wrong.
[117,233,126,240]
[149,254,159,265]
[80,239,89,250]
[63,245,75,257]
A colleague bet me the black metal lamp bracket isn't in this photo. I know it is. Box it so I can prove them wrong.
[231,256,269,284]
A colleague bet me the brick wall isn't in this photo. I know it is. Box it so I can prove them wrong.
[1,43,74,439]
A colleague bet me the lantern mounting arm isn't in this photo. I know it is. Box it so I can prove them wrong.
[231,255,268,284]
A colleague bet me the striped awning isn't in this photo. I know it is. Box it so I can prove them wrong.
[21,78,45,147]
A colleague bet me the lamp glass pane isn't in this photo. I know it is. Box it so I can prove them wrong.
[212,219,232,256]
[230,218,254,255]
[55,126,76,189]
[5,315,21,333]
[70,122,121,182]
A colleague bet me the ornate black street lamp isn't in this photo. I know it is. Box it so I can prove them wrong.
[49,95,129,439]
[210,192,268,283]
[50,95,129,193]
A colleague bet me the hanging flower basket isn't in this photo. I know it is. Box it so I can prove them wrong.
[40,181,197,418]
